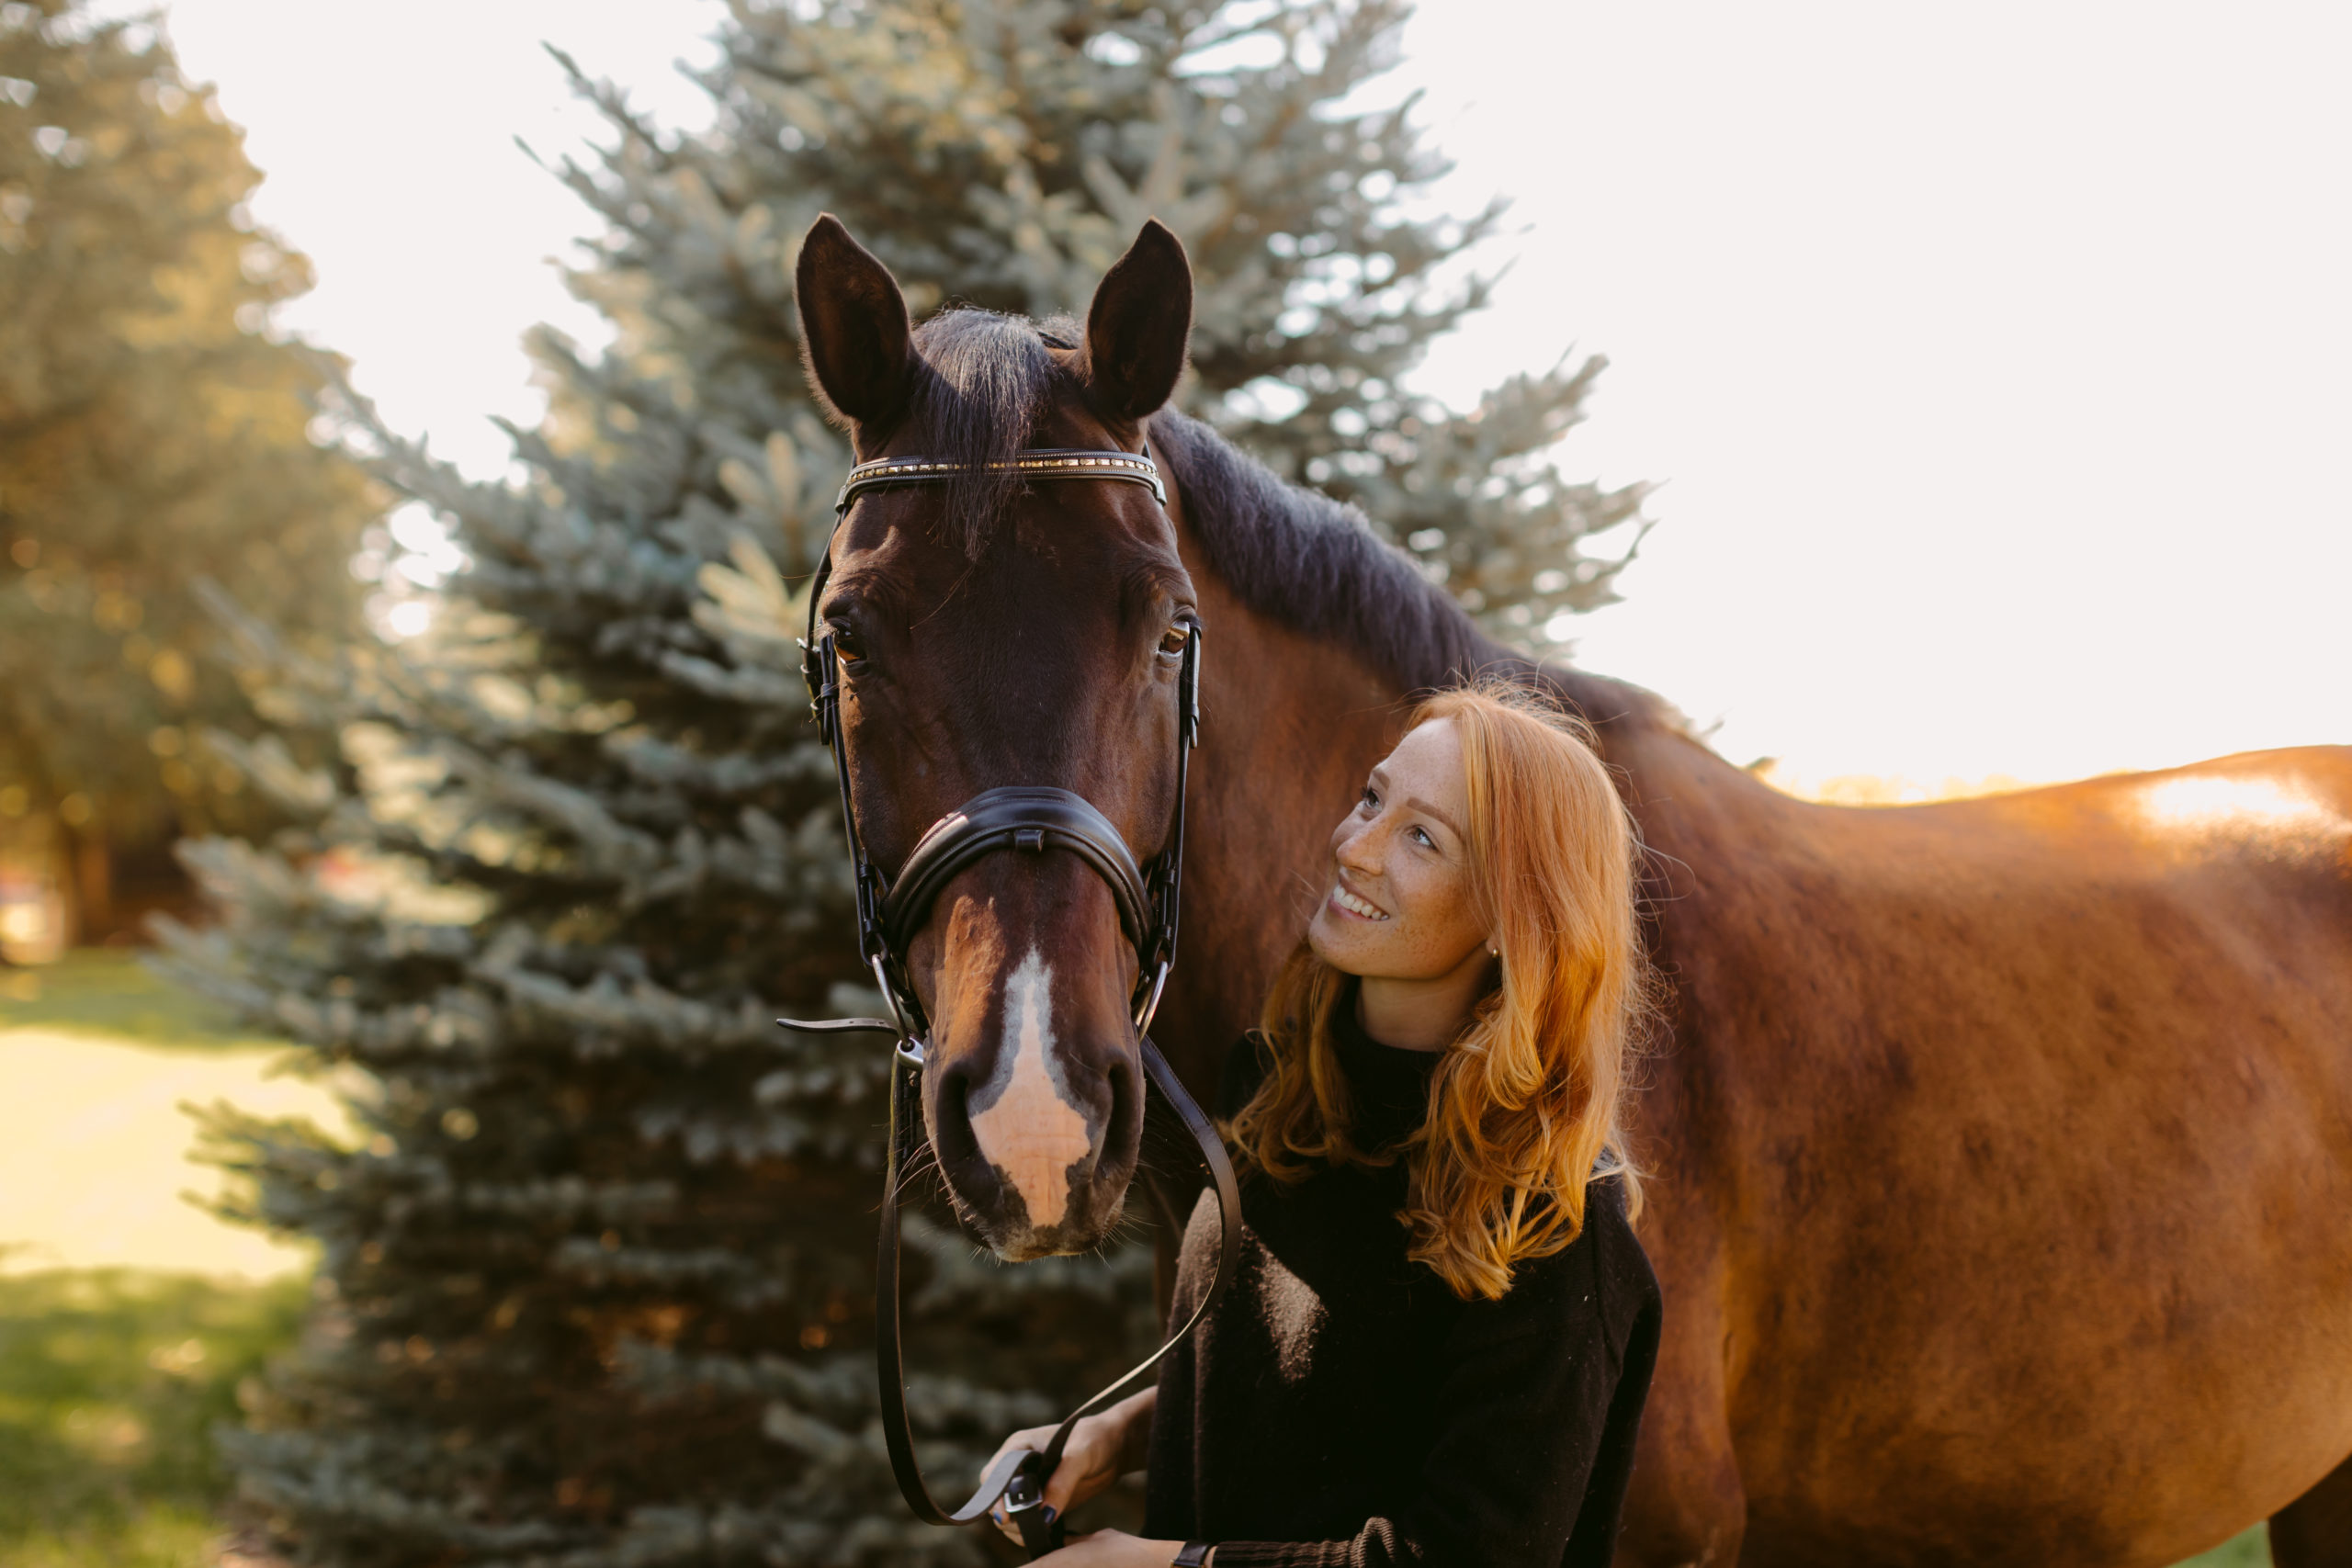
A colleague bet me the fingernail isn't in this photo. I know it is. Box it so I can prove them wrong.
[1040,1505,1057,1525]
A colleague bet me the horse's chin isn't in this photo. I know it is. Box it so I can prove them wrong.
[956,1186,1128,1263]
[991,1234,1072,1264]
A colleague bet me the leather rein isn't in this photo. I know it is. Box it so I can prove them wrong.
[778,446,1242,1559]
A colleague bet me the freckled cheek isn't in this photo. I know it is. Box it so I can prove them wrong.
[1389,865,1478,964]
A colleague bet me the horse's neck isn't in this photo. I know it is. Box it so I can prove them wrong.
[1154,566,1396,1080]
[1167,534,1773,1091]
[1537,662,1801,928]
[1148,412,1781,1086]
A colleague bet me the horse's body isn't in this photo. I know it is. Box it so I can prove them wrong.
[1159,543,2352,1562]
[793,216,2352,1563]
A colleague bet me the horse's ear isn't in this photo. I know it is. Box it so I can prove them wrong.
[1083,219,1193,422]
[796,214,915,427]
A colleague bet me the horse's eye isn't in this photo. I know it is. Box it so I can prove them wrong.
[1159,624,1190,658]
[831,626,865,665]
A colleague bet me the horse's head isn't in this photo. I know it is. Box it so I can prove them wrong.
[795,214,1197,1260]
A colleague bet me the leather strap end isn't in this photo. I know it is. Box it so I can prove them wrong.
[775,1015,899,1034]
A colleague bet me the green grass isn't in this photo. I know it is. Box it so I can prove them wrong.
[0,950,276,1050]
[2180,1527,2273,1566]
[0,1265,2290,1567]
[0,1269,307,1567]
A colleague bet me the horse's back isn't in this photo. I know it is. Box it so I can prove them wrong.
[1653,742,2352,1563]
[1909,742,2352,1027]
[1965,742,2352,895]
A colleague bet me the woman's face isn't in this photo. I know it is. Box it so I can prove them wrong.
[1307,718,1492,981]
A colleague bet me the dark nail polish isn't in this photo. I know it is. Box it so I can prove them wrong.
[1040,1505,1057,1525]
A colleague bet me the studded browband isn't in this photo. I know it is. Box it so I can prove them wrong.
[833,446,1167,515]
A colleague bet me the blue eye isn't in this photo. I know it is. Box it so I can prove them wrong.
[1410,826,1434,849]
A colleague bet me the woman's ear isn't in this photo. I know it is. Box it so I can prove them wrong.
[795,213,914,428]
[1083,219,1193,421]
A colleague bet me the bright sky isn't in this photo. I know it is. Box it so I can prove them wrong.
[157,1,2351,789]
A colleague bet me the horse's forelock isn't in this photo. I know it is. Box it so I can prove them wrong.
[910,310,1078,554]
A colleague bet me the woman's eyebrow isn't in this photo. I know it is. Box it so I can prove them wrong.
[1405,795,1462,836]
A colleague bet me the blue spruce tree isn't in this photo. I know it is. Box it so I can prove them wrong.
[163,2,1647,1562]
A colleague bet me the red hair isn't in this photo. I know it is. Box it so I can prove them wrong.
[1227,679,1653,1300]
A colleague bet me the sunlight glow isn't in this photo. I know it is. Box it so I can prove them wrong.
[383,599,434,639]
[387,502,470,586]
[2129,776,2350,844]
[0,1033,351,1278]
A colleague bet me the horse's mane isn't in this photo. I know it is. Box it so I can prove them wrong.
[905,308,1668,728]
[908,308,1502,688]
[1144,410,1508,694]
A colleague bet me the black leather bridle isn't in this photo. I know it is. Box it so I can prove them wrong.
[778,446,1241,1559]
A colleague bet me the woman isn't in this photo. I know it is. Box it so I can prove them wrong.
[986,680,1663,1567]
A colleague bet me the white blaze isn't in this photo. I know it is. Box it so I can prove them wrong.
[967,949,1092,1232]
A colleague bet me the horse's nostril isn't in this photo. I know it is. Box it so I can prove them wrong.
[1101,1053,1144,1174]
[929,1062,983,1169]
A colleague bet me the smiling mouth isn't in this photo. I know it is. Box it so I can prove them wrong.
[1329,884,1390,921]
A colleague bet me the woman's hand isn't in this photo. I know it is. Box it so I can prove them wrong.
[981,1388,1156,1544]
[1033,1531,1191,1565]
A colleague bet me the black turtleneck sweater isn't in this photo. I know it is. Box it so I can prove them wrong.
[1142,1012,1661,1567]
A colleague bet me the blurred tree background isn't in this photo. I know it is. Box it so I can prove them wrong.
[0,0,376,953]
[152,0,1645,1563]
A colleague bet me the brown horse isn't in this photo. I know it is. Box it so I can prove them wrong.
[793,214,2352,1564]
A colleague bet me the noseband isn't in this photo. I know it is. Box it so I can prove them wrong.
[779,445,1240,1560]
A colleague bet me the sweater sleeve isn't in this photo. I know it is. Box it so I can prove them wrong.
[1205,1184,1660,1568]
